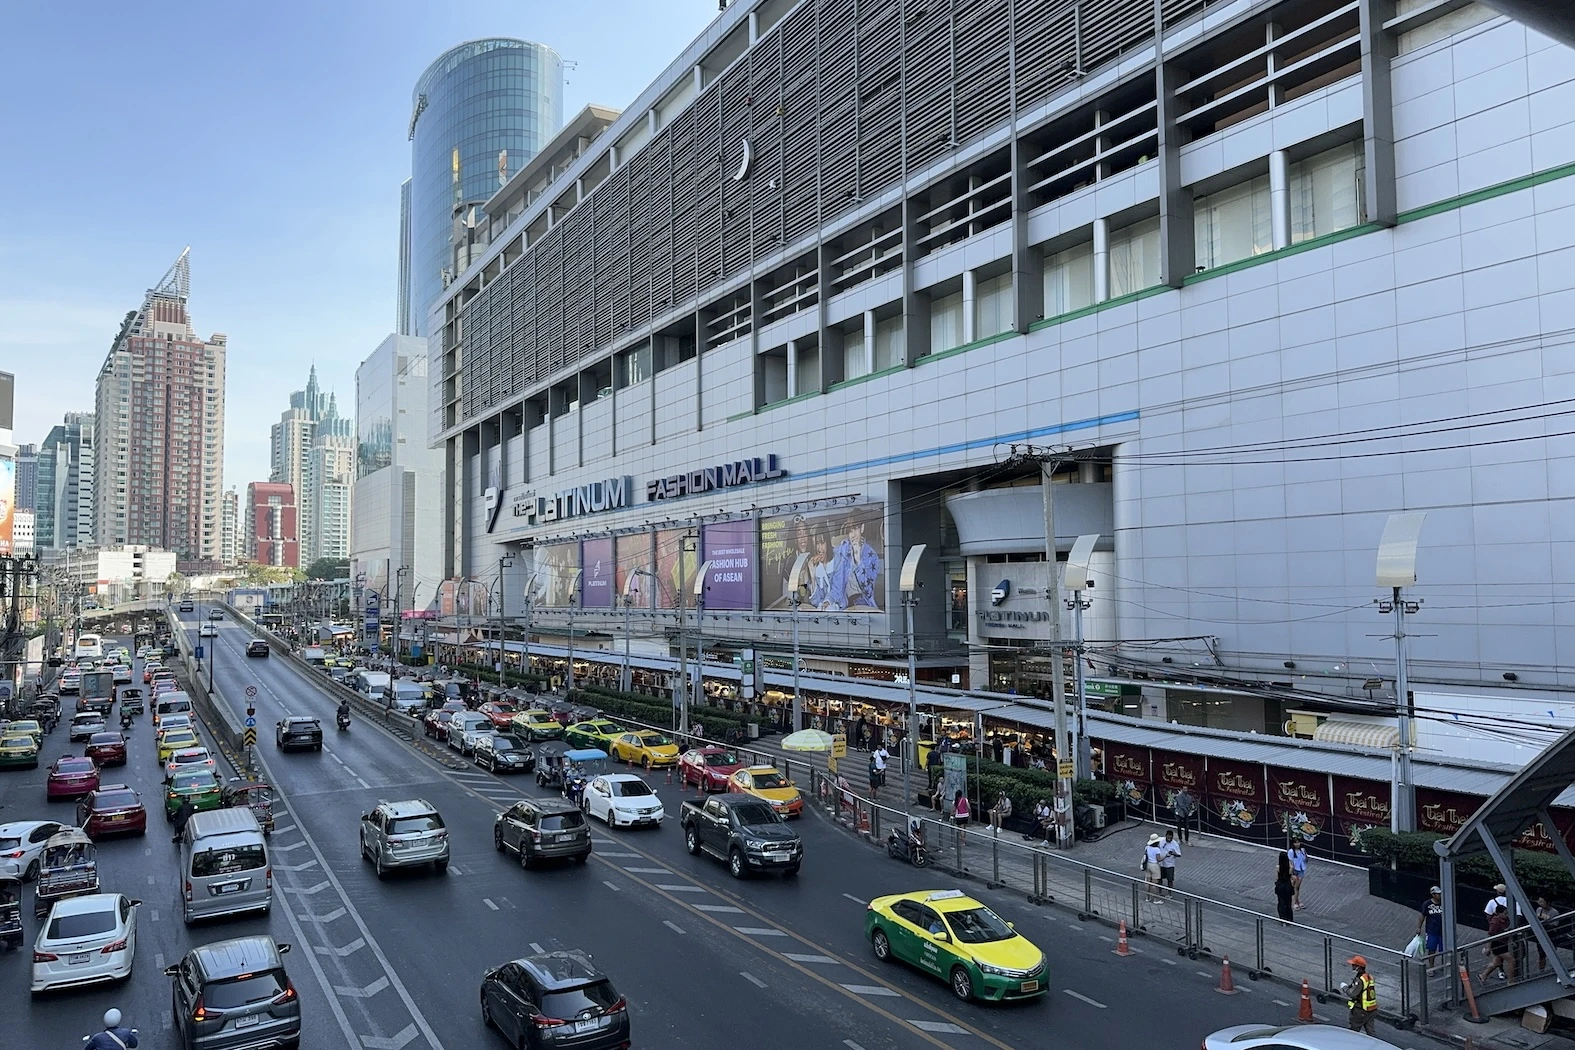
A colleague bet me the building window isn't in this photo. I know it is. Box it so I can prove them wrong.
[1044,242,1095,317]
[1291,142,1366,243]
[974,273,1013,338]
[794,340,821,394]
[1109,217,1162,297]
[617,344,651,388]
[929,292,964,355]
[841,321,869,382]
[1194,174,1273,270]
[872,315,904,372]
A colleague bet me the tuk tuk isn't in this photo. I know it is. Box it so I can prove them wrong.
[535,740,572,790]
[221,779,275,835]
[34,829,98,918]
[562,748,608,805]
[0,875,22,950]
[118,688,145,717]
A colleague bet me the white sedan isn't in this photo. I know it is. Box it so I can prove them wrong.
[163,747,216,782]
[31,893,140,993]
[1204,1025,1399,1050]
[583,774,665,828]
[0,821,70,880]
[111,664,133,684]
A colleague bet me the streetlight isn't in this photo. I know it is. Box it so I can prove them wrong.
[621,569,655,692]
[1063,533,1100,781]
[564,569,582,692]
[496,552,516,686]
[393,566,410,663]
[898,544,927,809]
[521,572,540,684]
[1376,511,1427,834]
[786,552,812,732]
[683,560,712,737]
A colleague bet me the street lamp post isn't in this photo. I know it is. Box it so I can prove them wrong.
[393,567,410,664]
[1376,512,1427,833]
[620,569,655,693]
[522,572,539,683]
[496,553,516,686]
[898,545,927,809]
[683,560,712,737]
[1063,534,1100,781]
[786,553,812,733]
[564,569,582,693]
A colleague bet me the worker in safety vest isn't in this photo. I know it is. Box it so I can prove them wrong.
[1345,955,1378,1035]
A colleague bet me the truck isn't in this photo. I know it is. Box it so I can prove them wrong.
[78,670,116,715]
[680,793,803,879]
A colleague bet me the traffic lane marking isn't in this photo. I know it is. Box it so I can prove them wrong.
[1064,989,1107,1008]
[741,971,768,989]
[842,984,903,997]
[664,920,686,935]
[783,953,841,964]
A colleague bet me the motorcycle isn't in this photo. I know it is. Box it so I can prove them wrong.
[120,713,133,731]
[83,1032,138,1048]
[336,712,351,732]
[887,827,929,868]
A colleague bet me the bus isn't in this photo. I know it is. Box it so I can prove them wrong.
[73,634,104,661]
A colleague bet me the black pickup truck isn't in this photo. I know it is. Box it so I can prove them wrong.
[680,794,803,878]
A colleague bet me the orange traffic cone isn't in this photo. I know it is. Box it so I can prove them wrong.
[1298,978,1314,1021]
[1113,921,1133,957]
[1217,956,1238,994]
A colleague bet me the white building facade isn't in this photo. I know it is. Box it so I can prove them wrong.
[433,0,1575,714]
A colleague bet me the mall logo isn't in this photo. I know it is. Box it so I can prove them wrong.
[507,476,633,528]
[646,454,786,502]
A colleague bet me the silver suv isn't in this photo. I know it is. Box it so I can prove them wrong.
[165,935,299,1050]
[360,799,450,879]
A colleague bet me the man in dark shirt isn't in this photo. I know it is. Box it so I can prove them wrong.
[1416,885,1444,968]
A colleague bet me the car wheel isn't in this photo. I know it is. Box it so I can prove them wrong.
[729,849,745,879]
[783,864,800,877]
[434,859,448,874]
[685,828,702,855]
[520,849,533,871]
[872,928,892,962]
[642,756,651,770]
[23,859,38,881]
[494,830,505,853]
[482,1000,495,1030]
[949,966,973,1002]
[360,835,370,862]
[375,849,388,880]
[314,743,322,752]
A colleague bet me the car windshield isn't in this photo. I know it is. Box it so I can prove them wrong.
[751,771,787,789]
[943,906,1015,944]
[491,704,516,714]
[609,780,654,798]
[288,720,319,731]
[173,771,218,790]
[591,722,619,733]
[72,715,100,725]
[205,970,286,1009]
[389,814,445,835]
[46,908,117,940]
[733,801,780,825]
[540,812,585,831]
[704,751,740,767]
[1,735,31,748]
[191,843,266,877]
[57,758,95,773]
[94,790,139,810]
[89,733,122,745]
[172,751,208,764]
[638,733,673,746]
[493,735,523,750]
[540,979,620,1020]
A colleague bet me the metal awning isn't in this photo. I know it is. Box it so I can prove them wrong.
[1313,720,1400,750]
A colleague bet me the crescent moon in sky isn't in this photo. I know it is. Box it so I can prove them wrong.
[733,138,753,181]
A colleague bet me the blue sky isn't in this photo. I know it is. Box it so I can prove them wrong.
[0,0,718,488]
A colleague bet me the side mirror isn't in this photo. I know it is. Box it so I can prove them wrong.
[278,943,292,954]
[360,813,370,822]
[932,931,951,943]
[1007,921,1015,930]
[130,899,143,907]
[163,963,179,977]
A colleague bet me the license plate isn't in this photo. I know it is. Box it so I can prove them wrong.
[1020,980,1039,993]
[574,1019,601,1034]
[68,952,91,964]
[215,882,241,894]
[234,1014,260,1028]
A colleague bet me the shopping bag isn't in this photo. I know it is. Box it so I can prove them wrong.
[1403,934,1425,958]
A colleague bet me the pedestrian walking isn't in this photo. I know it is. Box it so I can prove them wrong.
[1287,841,1308,909]
[1159,829,1181,896]
[1344,956,1378,1035]
[1535,897,1560,971]
[989,791,1013,830]
[1274,854,1295,923]
[1480,899,1515,985]
[873,744,890,782]
[1143,833,1164,902]
[953,792,971,827]
[1485,882,1508,918]
[1417,886,1445,969]
[1172,786,1196,844]
[171,797,197,844]
[867,753,881,800]
[854,715,867,751]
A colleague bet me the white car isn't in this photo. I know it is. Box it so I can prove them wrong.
[69,712,108,742]
[1204,1025,1397,1050]
[31,893,140,993]
[58,672,81,695]
[198,623,218,638]
[0,821,71,880]
[111,664,132,684]
[583,773,665,828]
[449,713,496,756]
[163,746,216,782]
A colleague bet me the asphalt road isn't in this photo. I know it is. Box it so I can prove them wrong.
[4,607,1456,1049]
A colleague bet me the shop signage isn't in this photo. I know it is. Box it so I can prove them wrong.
[975,609,1051,624]
[505,476,633,529]
[1085,680,1138,697]
[646,454,786,501]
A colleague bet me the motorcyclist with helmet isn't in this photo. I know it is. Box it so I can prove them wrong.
[86,1008,138,1049]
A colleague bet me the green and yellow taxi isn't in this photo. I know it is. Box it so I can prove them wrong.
[865,889,1048,1002]
[0,732,41,770]
[565,719,626,751]
[510,709,565,742]
[609,730,680,769]
[156,727,200,763]
[6,719,44,747]
[165,768,223,820]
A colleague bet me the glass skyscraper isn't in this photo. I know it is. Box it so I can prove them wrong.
[406,38,563,337]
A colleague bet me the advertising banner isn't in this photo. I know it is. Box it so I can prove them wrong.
[1416,787,1483,838]
[1151,750,1203,815]
[536,542,581,608]
[1268,766,1331,846]
[1332,776,1391,862]
[615,532,654,608]
[759,502,886,611]
[1100,741,1152,814]
[437,579,456,618]
[0,454,13,556]
[582,538,615,609]
[700,520,756,610]
[1205,758,1264,834]
[654,528,698,609]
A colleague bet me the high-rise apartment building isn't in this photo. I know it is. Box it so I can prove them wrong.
[35,413,95,551]
[219,487,239,566]
[11,510,34,555]
[397,179,414,336]
[405,38,563,336]
[244,481,298,568]
[270,368,353,563]
[94,249,226,570]
[14,443,38,512]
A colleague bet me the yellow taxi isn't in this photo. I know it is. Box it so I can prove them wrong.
[865,889,1047,1002]
[0,732,41,770]
[727,766,804,817]
[5,719,44,746]
[510,709,565,742]
[156,727,200,763]
[609,730,680,769]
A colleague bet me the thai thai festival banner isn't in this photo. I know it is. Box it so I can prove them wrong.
[1204,758,1266,839]
[1151,750,1204,816]
[700,520,756,611]
[535,542,581,608]
[759,502,887,612]
[1332,776,1391,862]
[1268,766,1332,849]
[1098,741,1152,815]
[581,538,615,609]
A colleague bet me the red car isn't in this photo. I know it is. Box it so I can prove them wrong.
[76,785,147,838]
[46,755,100,800]
[84,731,128,767]
[423,701,467,741]
[477,701,518,730]
[678,746,747,791]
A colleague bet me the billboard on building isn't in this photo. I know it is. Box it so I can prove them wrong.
[759,502,886,612]
[653,528,698,609]
[0,454,14,556]
[615,532,654,608]
[582,537,615,609]
[536,542,581,608]
[699,520,756,610]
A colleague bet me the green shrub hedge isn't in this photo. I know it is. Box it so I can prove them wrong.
[1359,828,1575,899]
[920,759,1112,824]
[569,685,768,739]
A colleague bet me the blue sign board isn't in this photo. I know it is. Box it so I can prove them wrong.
[195,646,205,659]
[244,716,256,728]
[364,594,381,636]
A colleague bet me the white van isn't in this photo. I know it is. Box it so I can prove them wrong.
[353,671,392,702]
[180,808,271,923]
[154,692,194,730]
[389,680,427,714]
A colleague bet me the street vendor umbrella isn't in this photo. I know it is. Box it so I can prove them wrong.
[782,728,835,752]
